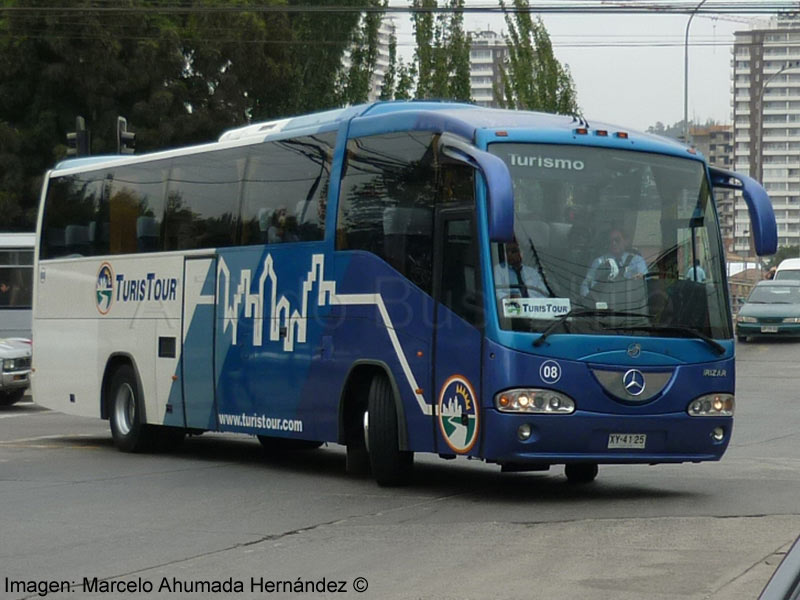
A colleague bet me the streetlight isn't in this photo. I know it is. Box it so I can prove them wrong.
[757,60,800,183]
[683,0,709,144]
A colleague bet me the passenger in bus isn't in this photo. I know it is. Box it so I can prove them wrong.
[0,270,23,307]
[494,241,547,299]
[267,207,299,244]
[581,228,647,297]
[685,259,707,282]
[0,280,12,306]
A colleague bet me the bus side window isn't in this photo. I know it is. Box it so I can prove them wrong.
[41,173,104,259]
[337,132,437,294]
[136,217,160,252]
[64,225,90,256]
[165,149,242,250]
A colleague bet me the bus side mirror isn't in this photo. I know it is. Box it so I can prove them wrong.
[438,135,514,243]
[709,166,777,256]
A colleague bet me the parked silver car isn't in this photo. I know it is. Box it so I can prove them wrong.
[0,337,31,406]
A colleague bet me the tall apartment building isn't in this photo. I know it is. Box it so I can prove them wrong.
[469,30,508,107]
[732,14,800,253]
[370,17,398,101]
[690,125,735,247]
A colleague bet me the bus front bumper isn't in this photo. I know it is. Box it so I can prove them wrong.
[480,409,731,466]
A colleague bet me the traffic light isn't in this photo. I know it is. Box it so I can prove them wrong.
[66,116,89,157]
[116,116,135,154]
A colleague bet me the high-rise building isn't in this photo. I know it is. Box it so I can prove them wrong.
[691,125,735,247]
[732,14,800,253]
[469,30,508,107]
[370,17,398,101]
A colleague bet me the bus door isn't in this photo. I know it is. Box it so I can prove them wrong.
[181,256,218,430]
[432,207,483,457]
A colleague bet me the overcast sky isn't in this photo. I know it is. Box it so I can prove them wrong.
[392,8,770,132]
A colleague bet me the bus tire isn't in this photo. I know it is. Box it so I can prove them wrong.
[0,389,25,406]
[565,463,598,484]
[367,374,413,486]
[108,364,156,453]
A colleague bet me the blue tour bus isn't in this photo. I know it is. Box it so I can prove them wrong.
[31,102,776,485]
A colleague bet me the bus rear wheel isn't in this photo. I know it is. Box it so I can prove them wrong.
[108,364,156,453]
[367,374,413,486]
[565,463,598,484]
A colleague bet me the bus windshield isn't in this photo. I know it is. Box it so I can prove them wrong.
[489,143,730,339]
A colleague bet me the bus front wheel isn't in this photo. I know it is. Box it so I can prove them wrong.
[108,364,155,453]
[565,463,598,484]
[367,374,413,486]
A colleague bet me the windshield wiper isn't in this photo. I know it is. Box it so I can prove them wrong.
[532,308,652,348]
[600,324,725,355]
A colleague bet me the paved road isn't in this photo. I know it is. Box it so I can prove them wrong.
[1,340,799,599]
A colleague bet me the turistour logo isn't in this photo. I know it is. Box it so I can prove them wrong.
[96,262,114,314]
[95,262,179,315]
[437,375,479,454]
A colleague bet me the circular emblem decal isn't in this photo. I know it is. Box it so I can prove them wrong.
[437,375,479,454]
[627,343,642,358]
[622,369,646,396]
[96,262,114,314]
[539,360,562,384]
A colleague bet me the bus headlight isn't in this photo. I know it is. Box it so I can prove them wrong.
[736,315,756,323]
[687,394,734,417]
[495,389,575,414]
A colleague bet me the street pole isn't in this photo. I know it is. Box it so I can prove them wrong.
[683,0,708,144]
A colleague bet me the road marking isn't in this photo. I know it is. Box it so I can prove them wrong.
[0,433,97,445]
[0,409,49,419]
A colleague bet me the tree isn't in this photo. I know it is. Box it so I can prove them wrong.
[0,0,371,230]
[443,0,472,102]
[412,0,436,99]
[0,1,198,229]
[394,61,415,101]
[497,0,578,114]
[411,0,471,102]
[338,0,386,105]
[286,0,370,114]
[766,246,800,270]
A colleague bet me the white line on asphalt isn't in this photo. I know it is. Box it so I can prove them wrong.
[0,433,97,444]
[0,410,50,419]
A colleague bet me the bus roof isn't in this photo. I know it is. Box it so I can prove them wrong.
[0,232,35,248]
[50,101,700,176]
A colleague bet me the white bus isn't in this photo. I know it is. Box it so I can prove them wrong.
[0,232,35,338]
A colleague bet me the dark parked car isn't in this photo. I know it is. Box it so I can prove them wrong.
[736,280,800,342]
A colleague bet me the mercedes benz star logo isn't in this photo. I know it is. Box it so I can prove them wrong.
[622,369,646,396]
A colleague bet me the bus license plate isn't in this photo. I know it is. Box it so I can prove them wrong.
[761,326,778,333]
[608,433,646,449]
